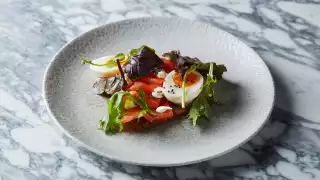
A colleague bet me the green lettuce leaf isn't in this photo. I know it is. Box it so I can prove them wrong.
[187,63,226,125]
[99,89,155,134]
[196,63,227,80]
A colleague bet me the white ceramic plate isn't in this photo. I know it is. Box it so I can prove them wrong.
[43,17,274,166]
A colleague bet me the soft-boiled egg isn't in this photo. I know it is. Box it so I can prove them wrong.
[90,56,125,78]
[163,70,203,105]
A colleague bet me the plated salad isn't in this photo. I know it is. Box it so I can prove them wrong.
[81,45,227,134]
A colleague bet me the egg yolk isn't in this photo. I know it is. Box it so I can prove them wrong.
[172,71,200,87]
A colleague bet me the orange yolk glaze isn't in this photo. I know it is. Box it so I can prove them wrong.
[172,71,199,87]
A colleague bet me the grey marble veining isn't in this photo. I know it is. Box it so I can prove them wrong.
[0,0,320,179]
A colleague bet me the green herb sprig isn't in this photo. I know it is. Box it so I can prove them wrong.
[181,65,197,108]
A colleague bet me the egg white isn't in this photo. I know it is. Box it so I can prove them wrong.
[90,56,121,78]
[163,70,203,105]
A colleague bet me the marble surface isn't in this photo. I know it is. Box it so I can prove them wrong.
[0,0,320,179]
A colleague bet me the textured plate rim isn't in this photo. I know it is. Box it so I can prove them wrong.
[42,17,275,167]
